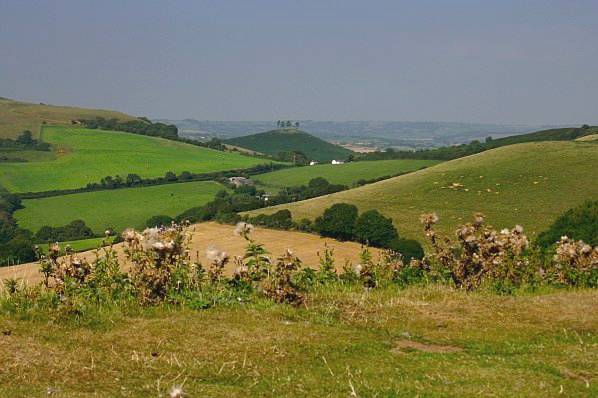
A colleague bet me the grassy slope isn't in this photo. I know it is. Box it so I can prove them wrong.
[225,129,353,162]
[250,141,598,241]
[0,286,595,397]
[36,237,115,254]
[487,125,598,147]
[0,126,274,193]
[0,97,136,139]
[254,159,441,190]
[14,181,224,234]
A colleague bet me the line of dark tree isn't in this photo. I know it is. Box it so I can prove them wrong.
[357,125,596,162]
[0,130,50,151]
[34,220,95,243]
[311,203,425,260]
[276,120,300,128]
[78,117,179,140]
[17,163,290,200]
[0,156,27,163]
[0,193,36,265]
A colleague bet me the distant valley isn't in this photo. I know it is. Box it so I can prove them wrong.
[154,118,554,150]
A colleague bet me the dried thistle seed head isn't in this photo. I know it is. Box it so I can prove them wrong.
[151,241,166,251]
[352,263,363,276]
[206,246,229,266]
[49,243,61,254]
[420,212,439,226]
[169,385,184,398]
[234,222,255,237]
[122,228,137,242]
[473,212,485,226]
[512,225,524,234]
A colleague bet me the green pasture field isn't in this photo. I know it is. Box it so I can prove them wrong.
[0,126,276,193]
[36,236,115,254]
[0,149,57,162]
[253,159,441,190]
[14,181,224,234]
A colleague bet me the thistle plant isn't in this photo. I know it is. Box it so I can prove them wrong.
[205,246,229,283]
[420,212,535,290]
[262,249,304,304]
[122,222,199,304]
[316,244,337,283]
[551,236,598,286]
[234,222,270,281]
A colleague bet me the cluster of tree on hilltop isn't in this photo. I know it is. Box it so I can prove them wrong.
[79,117,179,140]
[225,129,353,162]
[358,125,598,162]
[0,130,50,151]
[276,120,300,128]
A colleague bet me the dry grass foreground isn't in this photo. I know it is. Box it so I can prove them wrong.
[0,222,381,284]
[0,286,596,396]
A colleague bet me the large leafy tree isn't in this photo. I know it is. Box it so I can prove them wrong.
[315,203,358,241]
[353,210,398,247]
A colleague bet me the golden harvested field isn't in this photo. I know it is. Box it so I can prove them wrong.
[0,222,381,284]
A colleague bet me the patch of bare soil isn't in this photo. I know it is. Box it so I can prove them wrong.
[392,340,463,354]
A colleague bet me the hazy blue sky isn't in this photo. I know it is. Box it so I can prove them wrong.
[1,1,597,124]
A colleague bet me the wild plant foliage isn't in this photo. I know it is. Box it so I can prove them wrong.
[1,215,596,320]
[551,236,598,286]
[418,212,597,290]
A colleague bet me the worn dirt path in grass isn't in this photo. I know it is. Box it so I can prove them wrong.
[0,222,380,284]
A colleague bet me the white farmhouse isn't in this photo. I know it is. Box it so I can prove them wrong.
[331,160,345,165]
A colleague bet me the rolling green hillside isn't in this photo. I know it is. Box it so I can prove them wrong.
[15,181,224,234]
[0,126,275,193]
[359,125,598,161]
[486,125,598,147]
[0,97,136,139]
[225,128,353,162]
[254,159,441,190]
[250,140,598,241]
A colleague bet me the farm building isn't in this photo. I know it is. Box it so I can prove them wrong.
[228,176,254,187]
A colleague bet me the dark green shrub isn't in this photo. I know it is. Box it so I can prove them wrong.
[145,215,174,228]
[249,209,294,229]
[388,238,424,260]
[537,200,598,248]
